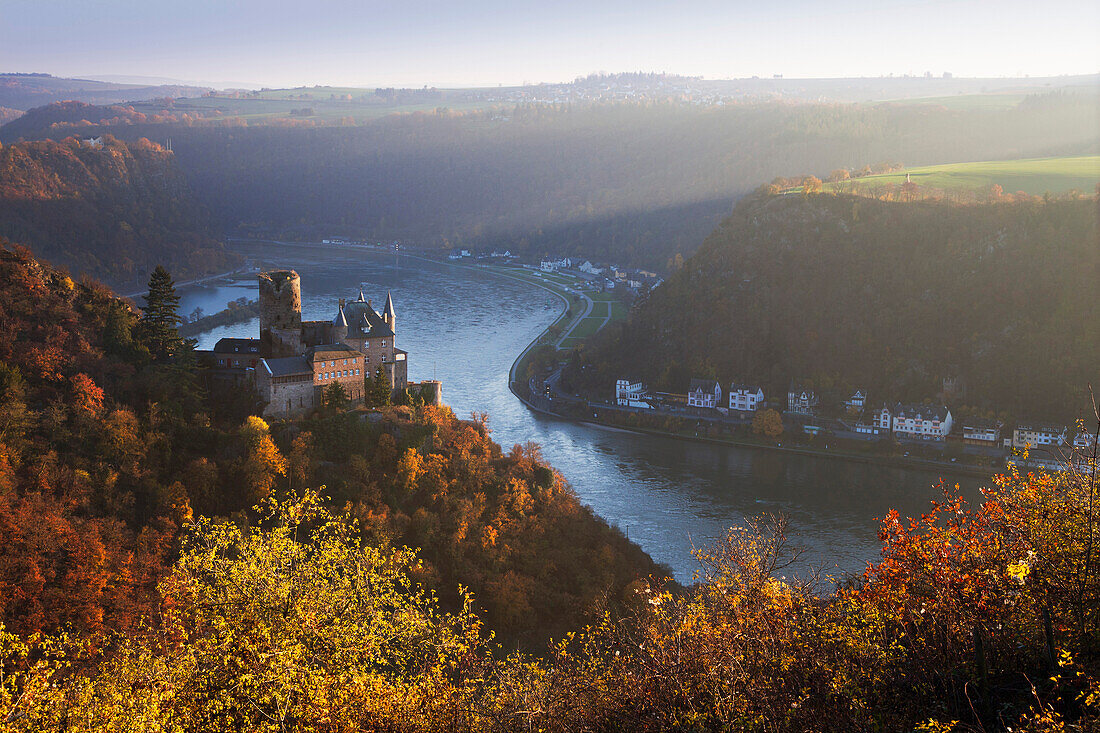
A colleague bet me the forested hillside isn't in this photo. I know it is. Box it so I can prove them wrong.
[2,236,1099,731]
[567,191,1099,422]
[5,91,1096,270]
[0,135,237,289]
[0,243,659,648]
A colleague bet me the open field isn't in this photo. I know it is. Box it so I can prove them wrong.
[828,156,1100,195]
[587,301,609,319]
[894,93,1029,110]
[567,317,609,340]
[129,87,501,124]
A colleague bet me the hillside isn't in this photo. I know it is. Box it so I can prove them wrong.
[566,192,1100,422]
[0,243,661,648]
[4,90,1097,271]
[0,134,238,289]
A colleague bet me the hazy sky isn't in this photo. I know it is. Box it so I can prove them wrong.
[1,0,1096,88]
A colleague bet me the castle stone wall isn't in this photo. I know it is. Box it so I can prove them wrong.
[259,270,302,357]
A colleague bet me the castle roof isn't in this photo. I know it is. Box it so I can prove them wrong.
[332,305,347,328]
[357,290,366,302]
[213,337,261,354]
[340,299,394,339]
[260,356,311,377]
[383,291,395,319]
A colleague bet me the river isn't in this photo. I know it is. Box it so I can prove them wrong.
[181,242,982,584]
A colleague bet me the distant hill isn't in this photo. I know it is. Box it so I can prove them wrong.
[0,72,209,110]
[566,191,1099,423]
[0,101,154,141]
[0,135,238,289]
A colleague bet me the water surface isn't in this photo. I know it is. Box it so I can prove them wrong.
[184,243,981,583]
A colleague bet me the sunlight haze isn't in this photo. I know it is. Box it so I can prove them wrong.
[1,0,1096,87]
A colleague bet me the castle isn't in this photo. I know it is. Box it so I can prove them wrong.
[205,270,439,417]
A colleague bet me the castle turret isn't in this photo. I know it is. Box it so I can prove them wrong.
[357,290,366,302]
[258,270,302,357]
[383,291,396,333]
[332,304,348,343]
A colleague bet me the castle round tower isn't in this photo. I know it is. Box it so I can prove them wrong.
[259,270,302,357]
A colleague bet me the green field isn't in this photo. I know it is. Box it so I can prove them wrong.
[828,156,1100,195]
[565,317,607,340]
[587,301,609,319]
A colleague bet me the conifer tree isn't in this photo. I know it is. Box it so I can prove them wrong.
[364,365,392,407]
[138,265,189,361]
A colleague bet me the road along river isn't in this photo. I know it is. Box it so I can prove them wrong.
[181,242,981,583]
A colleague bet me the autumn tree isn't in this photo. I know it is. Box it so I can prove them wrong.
[236,415,286,502]
[753,408,783,438]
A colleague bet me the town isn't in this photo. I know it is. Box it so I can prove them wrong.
[608,377,1096,472]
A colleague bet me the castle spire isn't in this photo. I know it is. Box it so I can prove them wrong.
[383,291,396,332]
[332,304,347,328]
[357,289,366,302]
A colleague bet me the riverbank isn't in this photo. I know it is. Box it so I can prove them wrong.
[120,263,256,299]
[508,374,994,480]
[502,309,996,482]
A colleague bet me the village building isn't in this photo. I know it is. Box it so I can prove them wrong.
[891,403,953,441]
[960,419,1003,447]
[843,389,867,411]
[872,404,894,432]
[1009,423,1067,450]
[787,385,819,416]
[615,379,652,408]
[687,378,722,409]
[728,383,765,412]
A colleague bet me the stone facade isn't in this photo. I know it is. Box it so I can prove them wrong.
[204,270,416,418]
[259,270,303,357]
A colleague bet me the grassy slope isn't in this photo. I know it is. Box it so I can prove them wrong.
[831,155,1100,194]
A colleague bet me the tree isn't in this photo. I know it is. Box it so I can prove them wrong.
[364,366,391,408]
[138,265,190,361]
[753,409,784,438]
[324,380,349,410]
[237,416,286,502]
[801,176,823,195]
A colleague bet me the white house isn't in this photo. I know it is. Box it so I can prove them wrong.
[616,379,651,408]
[540,257,572,272]
[872,405,893,431]
[578,261,604,275]
[728,383,765,412]
[892,404,953,441]
[1074,430,1096,452]
[844,389,867,411]
[1010,424,1067,450]
[688,378,722,409]
[787,385,819,416]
